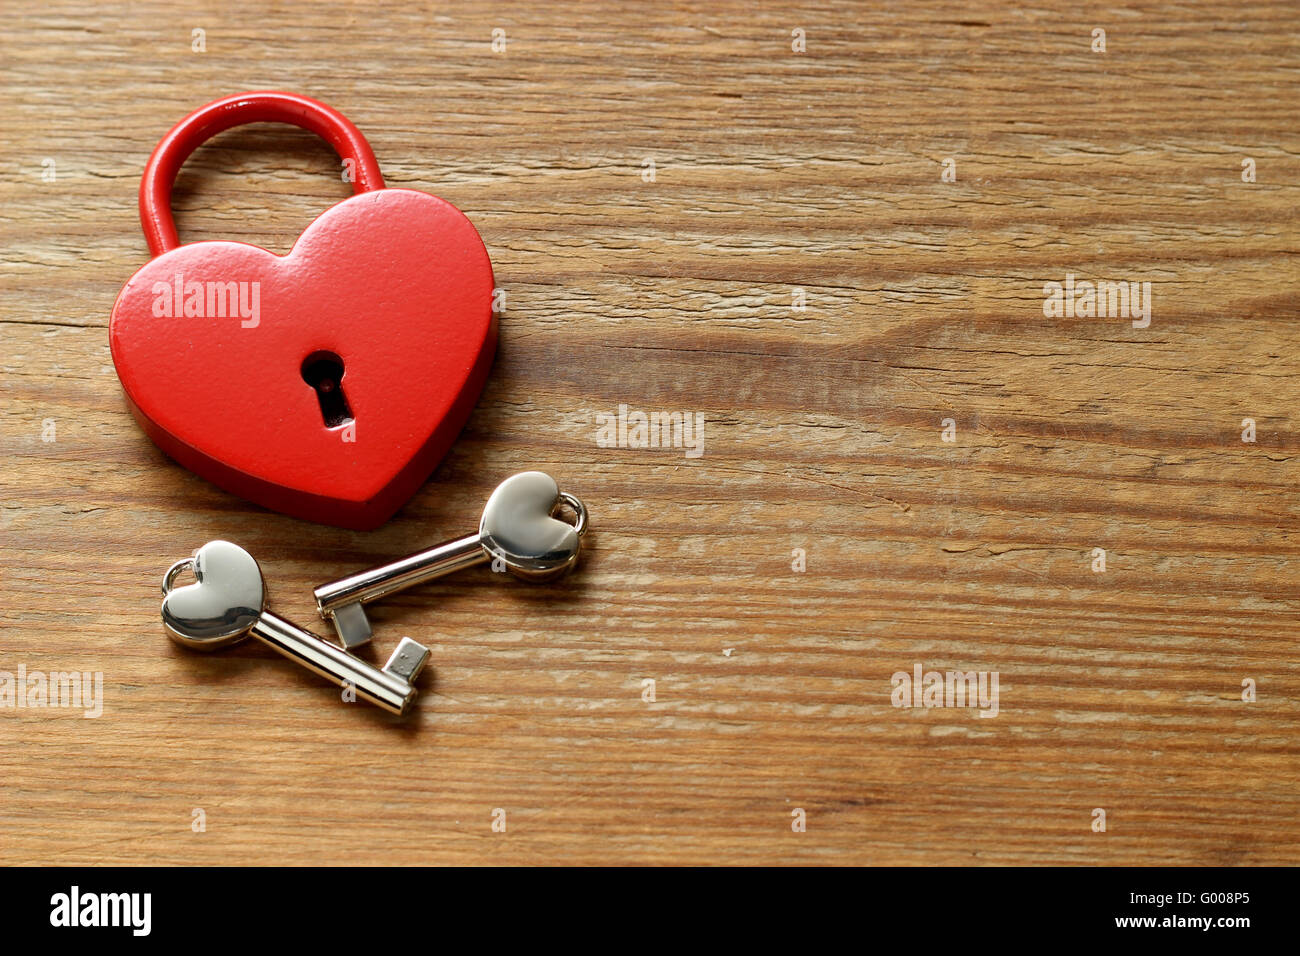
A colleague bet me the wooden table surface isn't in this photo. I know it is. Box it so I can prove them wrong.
[1,0,1296,866]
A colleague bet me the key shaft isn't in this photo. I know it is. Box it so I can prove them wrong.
[250,611,419,715]
[316,533,487,614]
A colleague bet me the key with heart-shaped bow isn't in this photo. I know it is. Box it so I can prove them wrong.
[161,540,429,714]
[313,471,588,648]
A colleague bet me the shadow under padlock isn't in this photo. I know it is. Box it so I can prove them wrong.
[110,90,497,530]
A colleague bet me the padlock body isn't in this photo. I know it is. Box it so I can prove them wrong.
[110,188,496,529]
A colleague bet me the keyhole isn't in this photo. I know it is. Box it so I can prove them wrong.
[301,351,354,428]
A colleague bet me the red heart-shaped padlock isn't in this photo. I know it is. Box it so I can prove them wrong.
[110,92,496,530]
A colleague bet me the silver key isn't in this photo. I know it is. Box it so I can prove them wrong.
[161,540,429,715]
[314,471,588,648]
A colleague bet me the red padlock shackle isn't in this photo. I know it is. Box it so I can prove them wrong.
[139,91,386,256]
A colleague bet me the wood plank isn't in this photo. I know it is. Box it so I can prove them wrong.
[0,0,1296,864]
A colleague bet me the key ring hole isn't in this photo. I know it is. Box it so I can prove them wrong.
[552,492,589,538]
[161,558,195,596]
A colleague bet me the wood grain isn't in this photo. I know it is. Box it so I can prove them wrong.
[1,0,1297,865]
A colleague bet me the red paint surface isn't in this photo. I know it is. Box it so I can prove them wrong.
[110,93,496,529]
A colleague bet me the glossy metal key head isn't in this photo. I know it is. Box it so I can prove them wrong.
[314,471,588,648]
[161,540,428,715]
[479,471,587,581]
[161,540,265,648]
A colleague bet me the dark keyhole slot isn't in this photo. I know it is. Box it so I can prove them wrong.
[301,351,354,428]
